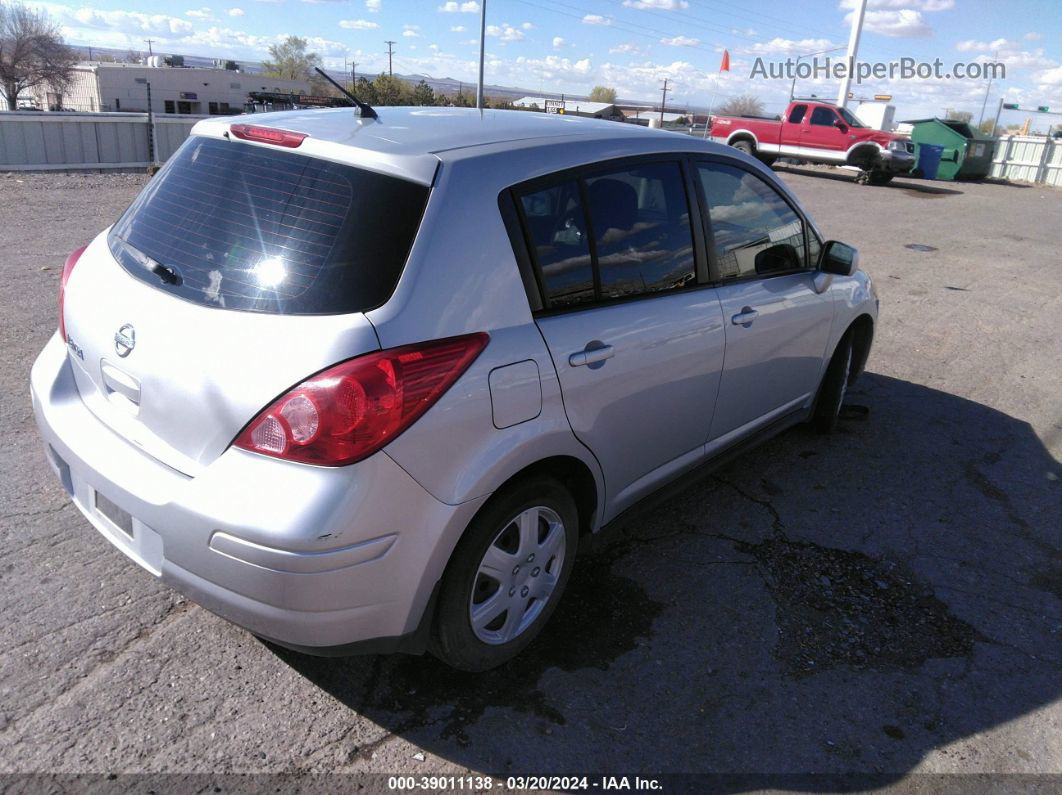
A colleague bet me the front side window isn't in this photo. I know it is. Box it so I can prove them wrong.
[810,106,838,126]
[698,163,808,280]
[517,160,695,309]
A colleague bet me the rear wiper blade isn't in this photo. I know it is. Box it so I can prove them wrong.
[116,237,183,285]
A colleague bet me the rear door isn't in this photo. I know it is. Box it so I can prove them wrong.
[61,134,430,473]
[513,158,726,512]
[694,159,833,441]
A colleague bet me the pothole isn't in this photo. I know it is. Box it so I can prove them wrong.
[736,537,978,676]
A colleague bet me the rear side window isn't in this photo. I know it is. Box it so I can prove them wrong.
[517,159,695,310]
[109,137,429,314]
[698,163,808,279]
[519,181,595,308]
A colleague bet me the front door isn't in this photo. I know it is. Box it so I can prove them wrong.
[695,160,834,440]
[516,159,726,512]
[800,105,849,159]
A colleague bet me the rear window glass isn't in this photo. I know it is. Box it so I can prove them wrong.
[109,136,429,314]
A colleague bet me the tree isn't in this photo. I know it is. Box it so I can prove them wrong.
[716,94,764,117]
[588,85,617,103]
[411,79,434,106]
[372,73,407,105]
[353,76,377,104]
[978,119,997,136]
[0,1,77,111]
[946,109,973,123]
[261,36,321,83]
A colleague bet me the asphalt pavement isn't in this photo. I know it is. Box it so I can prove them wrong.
[0,167,1059,789]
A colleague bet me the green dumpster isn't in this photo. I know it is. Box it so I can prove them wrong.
[903,118,997,180]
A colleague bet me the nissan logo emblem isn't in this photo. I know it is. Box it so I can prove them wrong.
[114,324,136,357]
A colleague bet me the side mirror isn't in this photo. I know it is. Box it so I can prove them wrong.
[820,240,859,277]
[833,119,848,131]
[754,243,800,276]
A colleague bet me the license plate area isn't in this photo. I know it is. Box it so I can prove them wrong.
[95,491,134,537]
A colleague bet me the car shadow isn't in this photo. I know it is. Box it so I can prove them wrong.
[269,373,1060,786]
[775,165,965,196]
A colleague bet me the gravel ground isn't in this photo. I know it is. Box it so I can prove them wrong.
[0,166,1059,790]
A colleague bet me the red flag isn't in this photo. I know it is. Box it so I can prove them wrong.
[720,49,730,72]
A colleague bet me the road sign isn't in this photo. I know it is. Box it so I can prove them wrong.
[544,99,565,114]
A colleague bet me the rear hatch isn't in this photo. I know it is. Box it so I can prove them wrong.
[61,133,430,476]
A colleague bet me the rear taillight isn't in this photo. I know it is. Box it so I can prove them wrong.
[229,124,307,148]
[58,244,88,342]
[234,333,489,467]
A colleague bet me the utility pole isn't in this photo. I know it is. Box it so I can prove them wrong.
[385,41,395,76]
[476,0,487,108]
[977,50,998,128]
[351,60,358,85]
[144,39,154,57]
[659,78,670,123]
[990,96,1004,137]
[836,0,867,108]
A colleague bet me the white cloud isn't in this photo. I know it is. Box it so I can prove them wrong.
[839,0,952,9]
[846,9,933,38]
[610,42,646,55]
[438,1,479,12]
[521,21,533,30]
[1039,65,1062,86]
[402,29,418,38]
[660,36,699,47]
[742,37,839,55]
[1024,32,1042,41]
[582,14,611,25]
[511,53,592,81]
[486,23,524,42]
[623,0,688,9]
[365,0,381,11]
[955,38,1014,52]
[66,7,195,36]
[227,7,244,16]
[552,36,566,49]
[185,8,211,19]
[450,25,465,32]
[340,19,379,29]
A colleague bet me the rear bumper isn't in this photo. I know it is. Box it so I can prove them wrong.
[30,334,486,652]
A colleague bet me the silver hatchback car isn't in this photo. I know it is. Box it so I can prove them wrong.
[32,108,877,671]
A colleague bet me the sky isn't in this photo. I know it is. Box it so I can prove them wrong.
[27,0,1062,122]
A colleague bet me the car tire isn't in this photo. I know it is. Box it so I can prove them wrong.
[867,170,893,185]
[731,140,755,157]
[430,476,579,671]
[811,333,854,434]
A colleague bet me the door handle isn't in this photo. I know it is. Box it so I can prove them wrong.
[569,344,614,367]
[731,307,758,327]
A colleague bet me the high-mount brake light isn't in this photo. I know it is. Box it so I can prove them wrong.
[233,333,489,467]
[58,245,88,342]
[229,124,307,148]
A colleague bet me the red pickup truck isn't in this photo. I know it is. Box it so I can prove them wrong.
[709,99,915,185]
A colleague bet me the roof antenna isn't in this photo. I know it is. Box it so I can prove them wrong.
[313,67,377,120]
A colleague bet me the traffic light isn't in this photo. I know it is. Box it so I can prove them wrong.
[1002,103,1019,110]
[1037,105,1050,112]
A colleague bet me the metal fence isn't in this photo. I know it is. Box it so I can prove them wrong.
[990,135,1061,187]
[0,112,200,171]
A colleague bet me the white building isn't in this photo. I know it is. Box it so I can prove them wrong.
[33,62,311,115]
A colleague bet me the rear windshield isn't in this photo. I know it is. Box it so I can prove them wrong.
[109,136,429,314]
